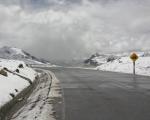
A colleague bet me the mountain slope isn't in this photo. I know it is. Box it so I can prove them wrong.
[0,46,50,64]
[84,53,119,66]
[85,51,150,76]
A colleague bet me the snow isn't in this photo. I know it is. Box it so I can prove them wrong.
[0,72,28,106]
[31,64,54,68]
[0,59,25,71]
[0,46,51,65]
[0,58,37,108]
[96,56,150,76]
[10,47,26,56]
[92,56,107,65]
[11,70,61,120]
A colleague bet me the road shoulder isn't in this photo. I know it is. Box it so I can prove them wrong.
[1,69,63,120]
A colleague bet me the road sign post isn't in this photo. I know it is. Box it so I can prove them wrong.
[133,61,135,75]
[130,53,138,76]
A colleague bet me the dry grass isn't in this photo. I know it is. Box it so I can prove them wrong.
[0,69,8,77]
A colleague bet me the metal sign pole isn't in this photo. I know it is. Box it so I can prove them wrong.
[133,61,135,76]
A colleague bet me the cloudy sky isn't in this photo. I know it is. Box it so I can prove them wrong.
[0,0,150,60]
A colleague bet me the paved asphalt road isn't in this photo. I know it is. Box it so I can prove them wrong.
[47,67,150,120]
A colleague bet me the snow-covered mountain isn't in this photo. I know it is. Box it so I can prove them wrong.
[84,53,119,66]
[85,51,150,76]
[84,51,150,66]
[0,46,50,64]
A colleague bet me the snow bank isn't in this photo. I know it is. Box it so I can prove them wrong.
[0,59,37,107]
[96,56,150,76]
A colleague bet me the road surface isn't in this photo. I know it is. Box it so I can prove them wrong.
[46,67,150,120]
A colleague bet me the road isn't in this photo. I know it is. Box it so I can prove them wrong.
[47,67,150,120]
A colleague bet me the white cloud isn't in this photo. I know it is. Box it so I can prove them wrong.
[0,0,150,60]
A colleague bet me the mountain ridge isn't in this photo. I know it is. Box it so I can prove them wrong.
[0,46,50,64]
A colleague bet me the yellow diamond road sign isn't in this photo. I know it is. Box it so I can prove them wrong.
[130,53,139,62]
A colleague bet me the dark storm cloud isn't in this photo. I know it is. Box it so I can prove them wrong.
[0,0,150,60]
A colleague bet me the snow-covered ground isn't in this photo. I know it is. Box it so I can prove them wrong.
[11,70,62,120]
[0,58,37,108]
[96,54,150,76]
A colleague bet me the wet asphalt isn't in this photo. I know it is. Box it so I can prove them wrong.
[47,67,150,120]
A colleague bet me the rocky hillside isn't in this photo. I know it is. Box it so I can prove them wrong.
[84,51,150,66]
[84,53,119,66]
[0,46,50,64]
